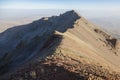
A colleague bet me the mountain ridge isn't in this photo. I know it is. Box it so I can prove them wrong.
[0,10,120,80]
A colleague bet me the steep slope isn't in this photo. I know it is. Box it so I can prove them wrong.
[0,10,120,80]
[0,10,80,78]
[60,17,120,70]
[0,10,79,57]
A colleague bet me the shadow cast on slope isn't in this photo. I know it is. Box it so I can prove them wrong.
[0,10,80,56]
[0,10,80,79]
[0,34,63,80]
[10,60,85,80]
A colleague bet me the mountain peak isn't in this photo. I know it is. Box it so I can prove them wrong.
[59,10,81,19]
[66,10,80,15]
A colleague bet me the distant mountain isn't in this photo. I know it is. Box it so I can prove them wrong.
[0,10,120,80]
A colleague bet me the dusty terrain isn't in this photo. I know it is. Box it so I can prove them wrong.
[0,10,120,80]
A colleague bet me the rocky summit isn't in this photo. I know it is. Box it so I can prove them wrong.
[0,10,120,80]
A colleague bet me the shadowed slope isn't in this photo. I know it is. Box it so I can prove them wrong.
[0,10,80,58]
[0,10,80,78]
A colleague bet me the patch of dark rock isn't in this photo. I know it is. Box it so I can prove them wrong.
[106,38,117,48]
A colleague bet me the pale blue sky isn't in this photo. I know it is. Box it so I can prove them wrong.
[0,0,120,10]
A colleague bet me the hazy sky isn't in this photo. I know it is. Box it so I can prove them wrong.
[0,0,120,10]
